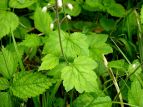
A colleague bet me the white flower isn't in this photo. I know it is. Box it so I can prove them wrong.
[57,0,62,8]
[50,23,54,30]
[67,3,73,10]
[42,6,47,12]
[66,15,71,20]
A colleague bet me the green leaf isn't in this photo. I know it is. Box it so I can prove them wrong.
[64,1,81,16]
[73,93,112,107]
[0,77,9,90]
[0,11,19,39]
[9,0,37,8]
[0,0,8,10]
[0,47,18,79]
[106,3,125,17]
[141,5,143,24]
[85,0,105,11]
[43,31,89,58]
[21,34,41,47]
[108,59,127,71]
[10,71,53,99]
[128,79,143,106]
[0,92,12,107]
[61,56,98,93]
[100,17,115,31]
[34,7,52,34]
[88,33,112,60]
[38,54,59,71]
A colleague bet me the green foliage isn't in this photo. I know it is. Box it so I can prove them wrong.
[0,0,143,106]
[0,77,9,90]
[128,79,143,106]
[0,48,18,79]
[0,92,12,107]
[39,54,59,71]
[9,0,37,8]
[73,93,112,107]
[0,11,19,39]
[34,7,52,34]
[10,71,53,99]
[61,56,98,93]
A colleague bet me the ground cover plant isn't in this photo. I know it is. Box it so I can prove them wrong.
[0,0,143,107]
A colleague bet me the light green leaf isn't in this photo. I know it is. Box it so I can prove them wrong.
[10,71,53,99]
[0,92,12,107]
[88,33,112,60]
[0,11,19,39]
[106,3,125,17]
[43,31,89,58]
[34,7,52,34]
[38,54,59,71]
[0,0,8,10]
[9,0,37,8]
[61,56,98,93]
[108,59,127,71]
[73,93,112,107]
[128,79,143,106]
[64,1,81,16]
[141,5,143,24]
[0,78,9,90]
[0,48,18,79]
[21,34,41,47]
[128,60,142,80]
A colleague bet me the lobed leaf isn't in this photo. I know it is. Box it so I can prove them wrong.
[61,56,98,93]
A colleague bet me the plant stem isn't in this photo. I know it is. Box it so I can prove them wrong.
[103,55,124,107]
[11,31,25,72]
[55,0,68,64]
[134,9,143,70]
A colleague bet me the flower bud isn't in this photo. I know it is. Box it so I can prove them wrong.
[50,23,54,30]
[67,3,73,10]
[57,0,63,8]
[66,15,71,20]
[42,6,47,12]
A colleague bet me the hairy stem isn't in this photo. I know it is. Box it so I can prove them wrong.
[55,0,68,64]
[103,55,124,107]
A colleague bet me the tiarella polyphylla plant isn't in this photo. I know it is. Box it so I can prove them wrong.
[0,0,143,107]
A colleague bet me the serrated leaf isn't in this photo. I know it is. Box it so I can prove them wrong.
[21,34,41,47]
[73,93,112,107]
[0,11,19,39]
[34,7,52,34]
[106,3,125,17]
[0,92,12,107]
[9,0,37,8]
[0,77,9,90]
[38,54,59,71]
[88,34,112,60]
[10,71,53,99]
[0,48,18,79]
[43,31,89,58]
[61,56,98,93]
[128,79,143,106]
[141,5,143,24]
